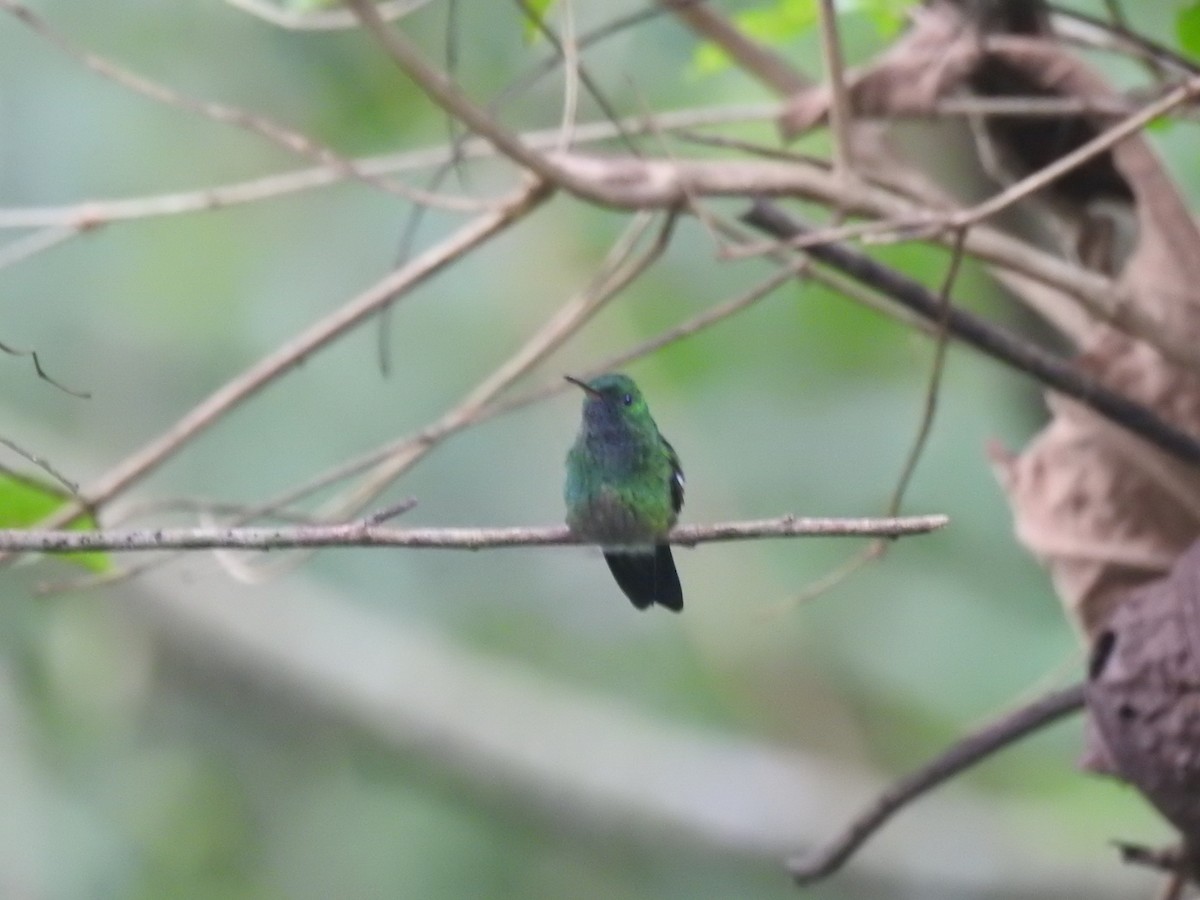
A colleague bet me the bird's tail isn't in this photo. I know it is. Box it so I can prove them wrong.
[603,544,683,611]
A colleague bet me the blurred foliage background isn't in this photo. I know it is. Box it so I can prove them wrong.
[1,0,1195,897]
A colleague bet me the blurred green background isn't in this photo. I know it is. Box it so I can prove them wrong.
[0,1,1190,897]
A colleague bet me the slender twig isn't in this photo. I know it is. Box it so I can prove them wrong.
[502,3,699,131]
[887,228,966,512]
[0,337,89,399]
[816,0,853,175]
[0,446,78,496]
[344,0,615,203]
[779,230,969,608]
[1,184,549,560]
[512,0,636,155]
[555,0,580,151]
[1098,0,1167,81]
[790,683,1086,885]
[740,201,1200,467]
[1051,4,1197,80]
[492,256,809,421]
[0,105,775,230]
[0,513,950,554]
[0,0,489,212]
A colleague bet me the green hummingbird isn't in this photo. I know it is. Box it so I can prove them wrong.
[564,373,684,612]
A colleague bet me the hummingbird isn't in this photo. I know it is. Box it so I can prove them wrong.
[564,373,684,612]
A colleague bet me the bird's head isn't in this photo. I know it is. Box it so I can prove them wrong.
[565,373,654,432]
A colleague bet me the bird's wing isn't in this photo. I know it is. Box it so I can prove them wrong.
[663,437,684,514]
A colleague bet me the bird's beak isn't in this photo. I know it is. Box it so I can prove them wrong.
[564,375,602,398]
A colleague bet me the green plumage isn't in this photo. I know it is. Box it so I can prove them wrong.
[564,373,684,611]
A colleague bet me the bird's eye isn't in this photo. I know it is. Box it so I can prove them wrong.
[622,393,633,406]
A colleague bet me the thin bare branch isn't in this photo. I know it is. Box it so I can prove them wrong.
[790,682,1085,885]
[0,0,491,211]
[0,445,78,496]
[0,336,89,398]
[816,0,853,175]
[0,95,1154,231]
[782,229,969,608]
[493,256,808,420]
[343,0,607,201]
[887,228,967,513]
[0,513,950,555]
[1053,3,1190,80]
[512,0,636,155]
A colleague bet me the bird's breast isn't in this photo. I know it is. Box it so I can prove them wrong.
[566,486,662,544]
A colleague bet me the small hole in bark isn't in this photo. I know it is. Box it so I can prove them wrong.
[1089,629,1117,680]
[1117,703,1137,722]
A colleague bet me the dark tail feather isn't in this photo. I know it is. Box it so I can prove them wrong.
[603,545,683,612]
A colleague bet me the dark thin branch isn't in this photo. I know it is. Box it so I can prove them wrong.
[0,337,89,398]
[0,444,79,496]
[1051,3,1200,80]
[740,201,1200,467]
[0,513,948,554]
[790,682,1086,885]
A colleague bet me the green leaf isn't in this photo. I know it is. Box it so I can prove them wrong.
[0,473,110,572]
[859,0,919,38]
[691,0,818,76]
[521,0,558,43]
[1179,2,1200,59]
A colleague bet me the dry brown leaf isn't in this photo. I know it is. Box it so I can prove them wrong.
[783,1,1200,635]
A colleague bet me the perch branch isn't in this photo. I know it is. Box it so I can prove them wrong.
[0,514,949,554]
